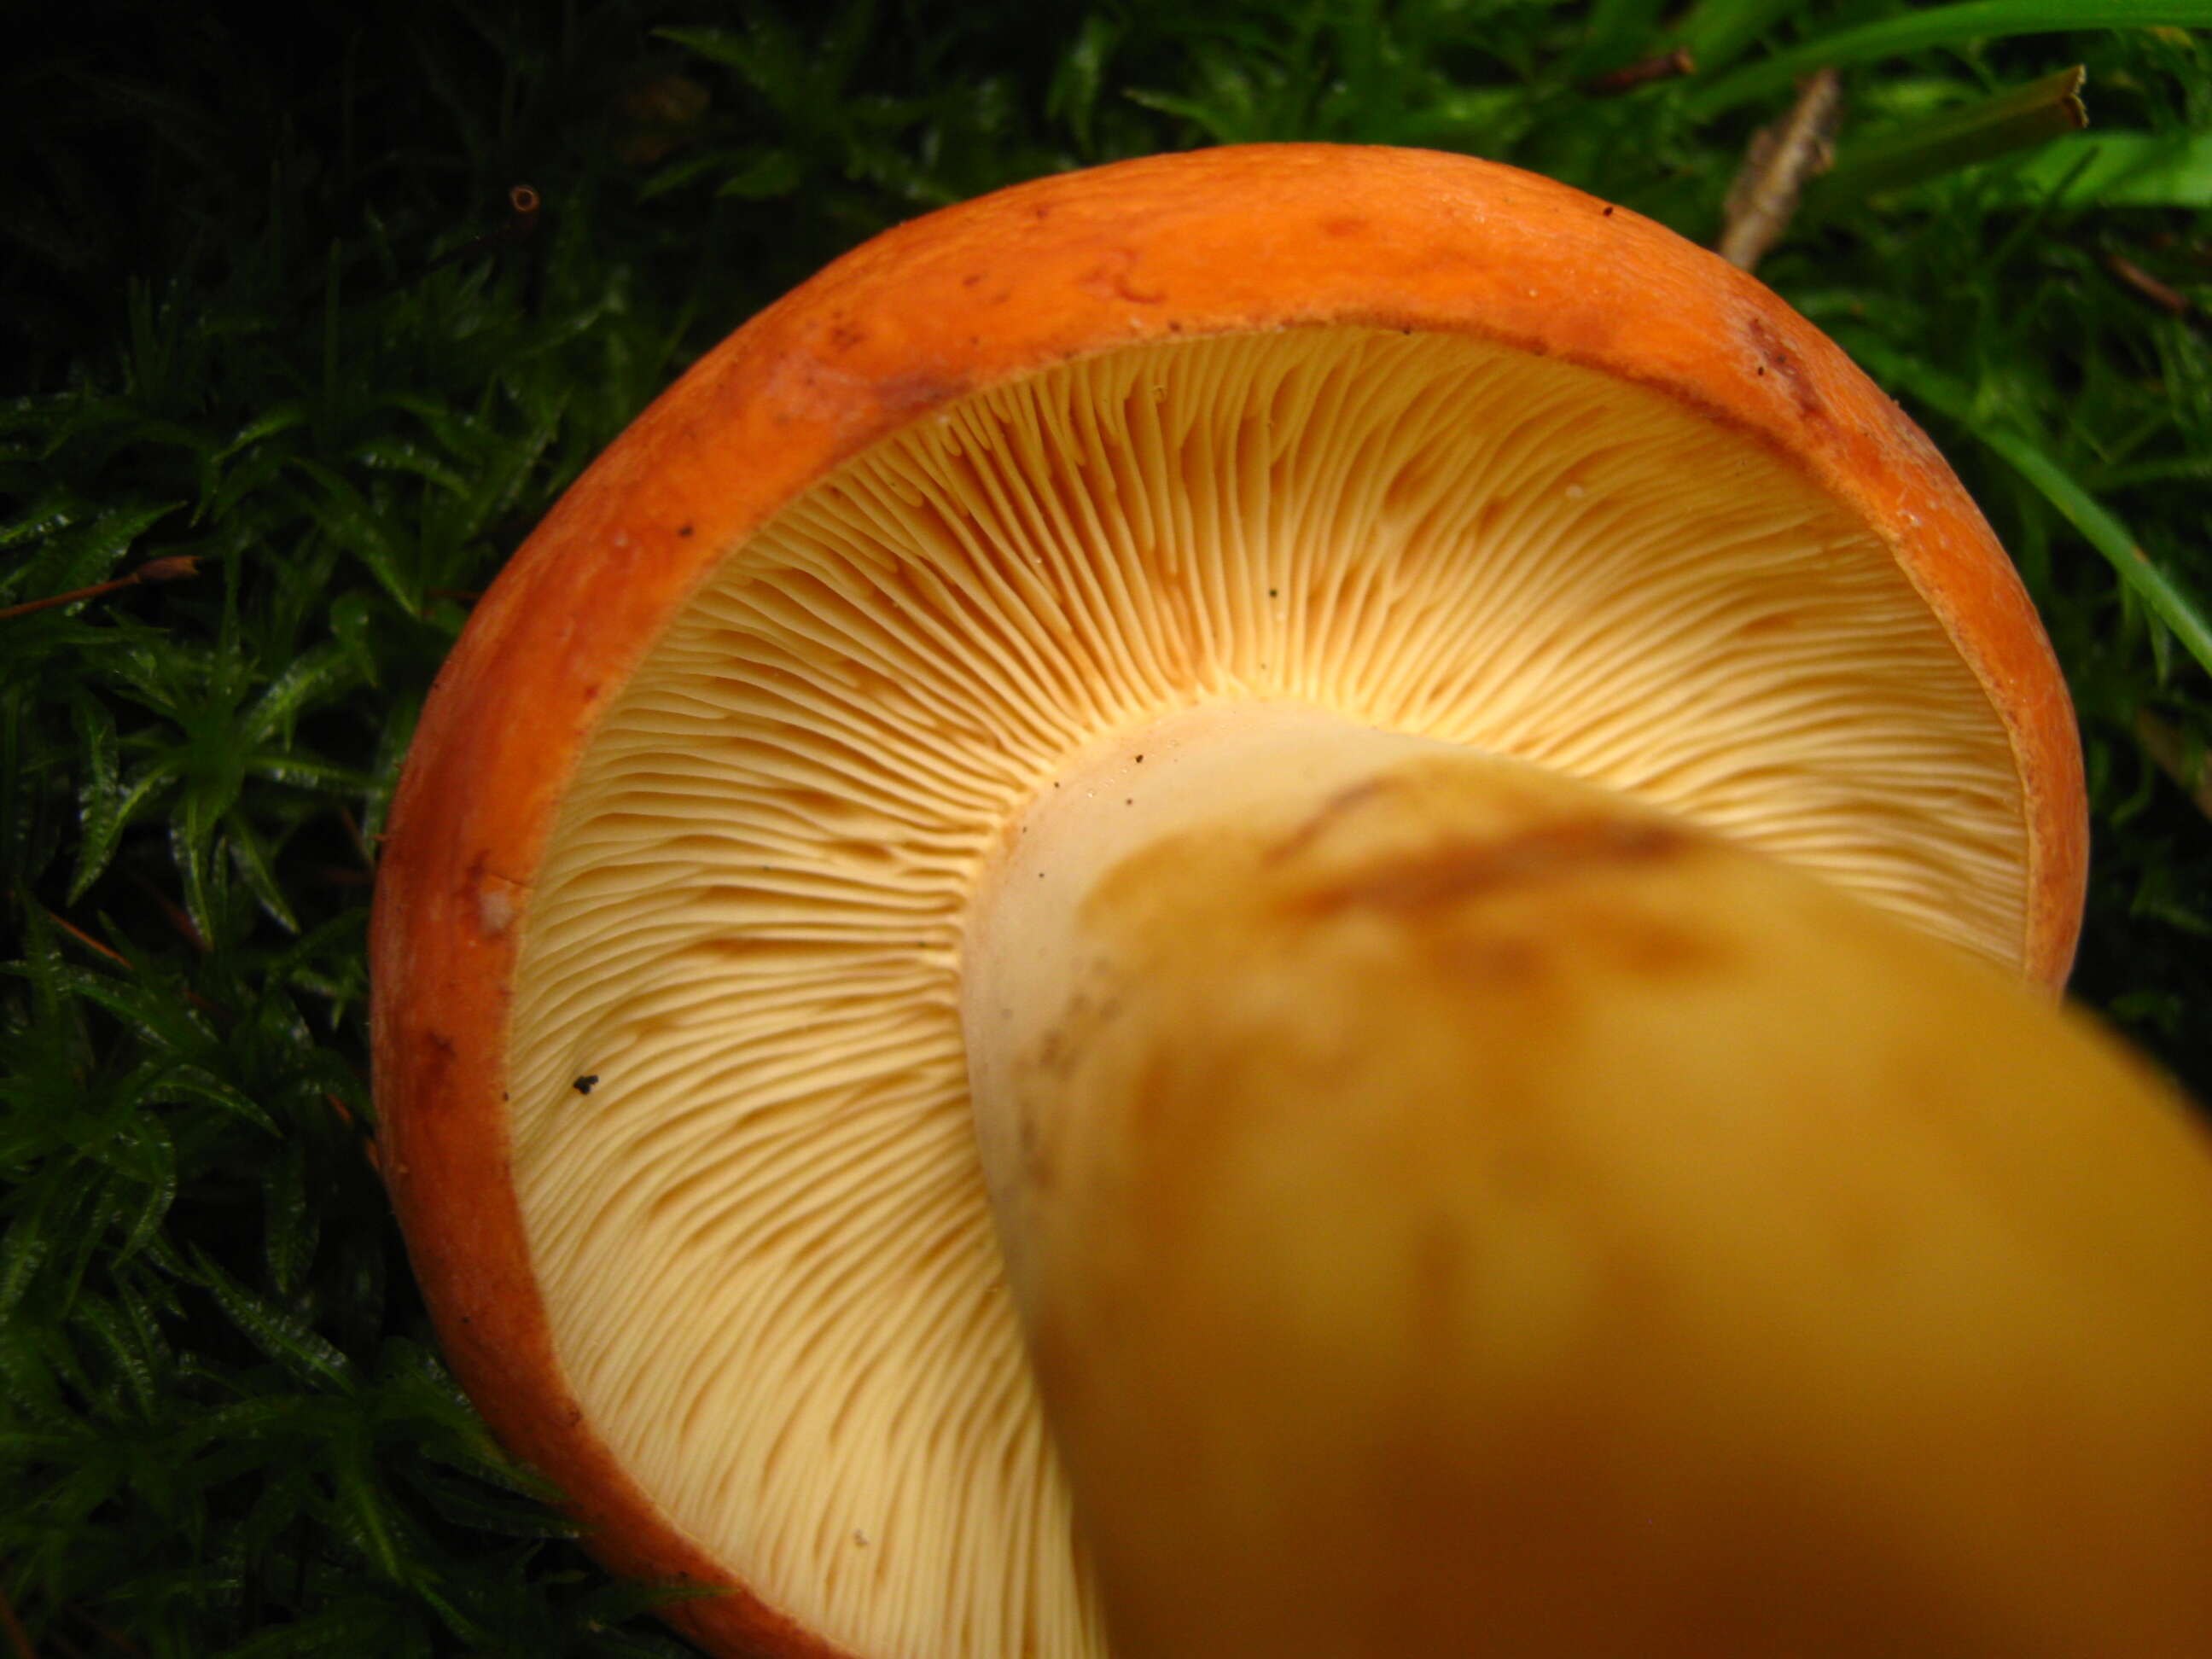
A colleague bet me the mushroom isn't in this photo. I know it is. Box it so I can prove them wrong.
[370,145,2212,1658]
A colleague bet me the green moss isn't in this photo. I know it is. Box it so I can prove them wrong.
[5,1,2209,1650]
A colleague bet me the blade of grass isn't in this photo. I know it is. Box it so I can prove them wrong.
[1851,338,2212,680]
[2136,708,2212,820]
[1691,2,2212,117]
[1562,0,1676,80]
[1807,65,2087,206]
[1674,0,1801,76]
[1989,131,2212,207]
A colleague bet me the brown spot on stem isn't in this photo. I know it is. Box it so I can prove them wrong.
[1265,775,1403,865]
[1297,818,1685,917]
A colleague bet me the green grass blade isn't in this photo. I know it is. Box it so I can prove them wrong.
[68,693,123,901]
[1674,0,1802,75]
[239,644,358,748]
[189,1245,355,1391]
[1810,66,2087,204]
[225,812,301,934]
[1987,130,2212,207]
[1853,340,2212,680]
[1691,3,2212,116]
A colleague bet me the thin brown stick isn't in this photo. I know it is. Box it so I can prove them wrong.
[41,908,132,969]
[338,806,378,874]
[0,556,201,623]
[1587,47,1695,95]
[126,874,208,956]
[1719,67,1843,272]
[2105,253,2192,318]
[51,901,228,1018]
[2136,708,2212,824]
[327,1091,382,1173]
[0,1579,40,1659]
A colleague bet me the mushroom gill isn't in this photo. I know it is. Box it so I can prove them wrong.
[501,323,2024,1659]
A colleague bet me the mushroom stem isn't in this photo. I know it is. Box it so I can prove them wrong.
[961,704,2212,1658]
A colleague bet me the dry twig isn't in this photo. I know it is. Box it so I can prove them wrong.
[0,556,201,623]
[42,907,132,969]
[1587,48,1695,95]
[2136,707,2212,824]
[1720,67,1843,272]
[2105,253,2192,318]
[0,1580,38,1659]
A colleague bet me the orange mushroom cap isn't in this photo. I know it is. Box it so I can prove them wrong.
[370,144,2086,1659]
